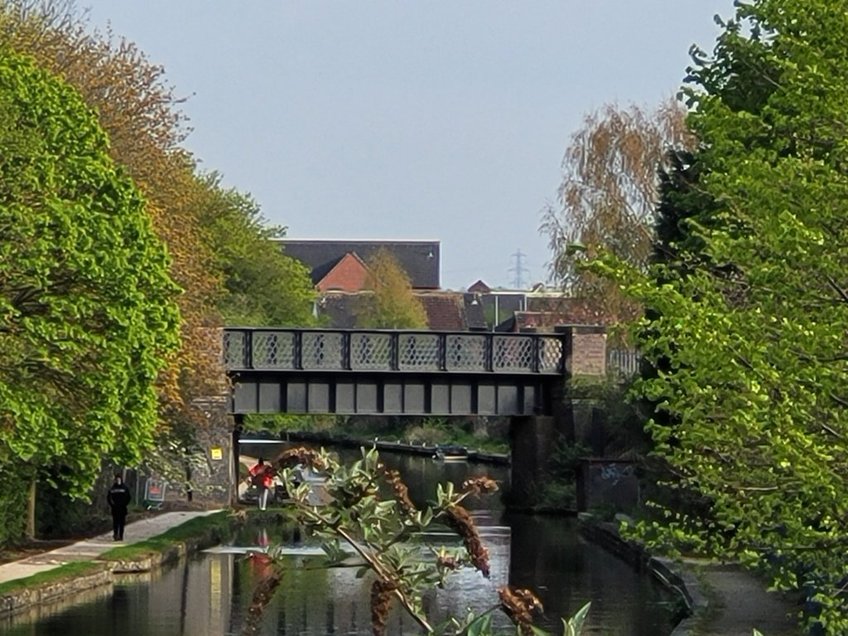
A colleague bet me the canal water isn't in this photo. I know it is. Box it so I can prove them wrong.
[4,444,680,635]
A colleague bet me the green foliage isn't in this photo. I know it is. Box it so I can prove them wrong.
[244,413,337,435]
[356,248,428,329]
[197,172,315,327]
[245,415,510,454]
[592,1,848,630]
[0,467,28,546]
[0,52,180,505]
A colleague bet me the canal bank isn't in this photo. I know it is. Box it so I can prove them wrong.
[579,516,803,636]
[0,508,802,635]
[0,509,228,622]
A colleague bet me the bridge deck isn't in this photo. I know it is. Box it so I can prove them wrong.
[224,328,566,416]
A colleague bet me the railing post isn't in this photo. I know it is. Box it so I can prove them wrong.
[294,330,303,370]
[390,332,399,370]
[485,333,494,372]
[245,329,254,370]
[532,335,541,373]
[342,331,351,370]
[438,332,446,371]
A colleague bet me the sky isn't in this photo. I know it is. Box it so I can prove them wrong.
[82,1,730,291]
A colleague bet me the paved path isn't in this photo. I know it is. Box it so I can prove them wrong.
[672,560,802,636]
[0,510,221,585]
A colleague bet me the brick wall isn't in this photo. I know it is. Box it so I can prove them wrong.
[317,253,369,292]
[557,325,607,376]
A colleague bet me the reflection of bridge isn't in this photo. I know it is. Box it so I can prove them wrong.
[224,328,566,416]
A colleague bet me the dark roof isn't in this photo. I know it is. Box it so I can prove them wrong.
[494,299,613,332]
[278,239,440,289]
[418,293,464,331]
[317,294,358,329]
[316,291,486,331]
[463,293,488,331]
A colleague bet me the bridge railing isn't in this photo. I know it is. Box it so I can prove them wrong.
[223,328,565,375]
[607,348,641,378]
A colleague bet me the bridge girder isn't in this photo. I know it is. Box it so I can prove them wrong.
[230,370,557,417]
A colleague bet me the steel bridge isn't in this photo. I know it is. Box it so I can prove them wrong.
[223,328,566,417]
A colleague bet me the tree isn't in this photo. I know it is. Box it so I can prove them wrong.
[356,249,428,329]
[0,1,229,460]
[196,173,316,327]
[0,52,180,534]
[597,2,848,629]
[540,99,692,326]
[0,2,318,500]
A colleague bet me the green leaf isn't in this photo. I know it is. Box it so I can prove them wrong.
[563,602,591,636]
[464,612,491,636]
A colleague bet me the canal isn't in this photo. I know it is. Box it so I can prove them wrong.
[5,444,680,635]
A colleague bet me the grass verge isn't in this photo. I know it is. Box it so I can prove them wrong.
[0,510,235,599]
[0,560,107,597]
[97,510,232,562]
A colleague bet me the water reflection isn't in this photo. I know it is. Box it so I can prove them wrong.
[4,448,678,635]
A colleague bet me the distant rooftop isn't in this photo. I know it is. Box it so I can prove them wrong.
[278,239,441,290]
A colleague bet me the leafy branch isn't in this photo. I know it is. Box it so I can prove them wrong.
[241,446,591,636]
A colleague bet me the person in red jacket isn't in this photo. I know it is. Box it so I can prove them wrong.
[247,458,275,511]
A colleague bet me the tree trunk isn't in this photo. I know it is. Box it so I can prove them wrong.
[26,479,36,540]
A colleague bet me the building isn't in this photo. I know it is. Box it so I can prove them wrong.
[277,239,440,292]
[278,239,486,331]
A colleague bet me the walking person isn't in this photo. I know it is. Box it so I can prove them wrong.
[107,473,132,541]
[247,458,274,511]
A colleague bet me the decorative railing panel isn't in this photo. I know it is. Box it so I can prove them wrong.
[493,335,535,371]
[252,330,296,369]
[350,332,392,370]
[445,334,487,371]
[539,337,564,373]
[223,330,247,368]
[398,333,441,371]
[607,348,641,378]
[301,331,345,369]
[223,328,565,375]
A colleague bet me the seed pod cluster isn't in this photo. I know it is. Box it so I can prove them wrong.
[442,504,490,577]
[370,578,398,636]
[498,585,544,635]
[378,463,417,515]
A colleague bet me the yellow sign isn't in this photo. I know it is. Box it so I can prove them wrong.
[210,447,223,461]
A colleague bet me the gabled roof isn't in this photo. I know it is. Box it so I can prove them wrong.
[467,279,491,293]
[278,239,440,290]
[316,252,370,292]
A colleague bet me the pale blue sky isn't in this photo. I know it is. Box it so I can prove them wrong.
[83,1,728,290]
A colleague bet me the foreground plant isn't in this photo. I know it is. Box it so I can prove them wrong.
[241,446,590,635]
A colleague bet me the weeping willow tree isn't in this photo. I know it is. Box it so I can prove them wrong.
[540,98,692,326]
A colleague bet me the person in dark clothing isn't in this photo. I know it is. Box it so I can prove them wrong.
[107,474,132,541]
